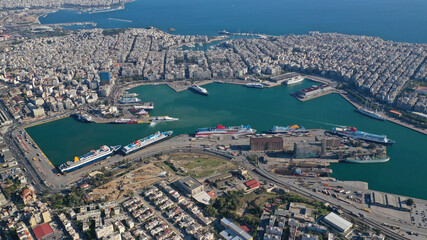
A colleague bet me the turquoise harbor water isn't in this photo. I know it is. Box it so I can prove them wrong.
[40,0,427,43]
[26,83,427,199]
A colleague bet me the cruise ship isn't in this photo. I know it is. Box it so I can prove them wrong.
[195,124,256,136]
[246,83,264,89]
[269,125,309,134]
[189,85,209,95]
[357,107,386,121]
[286,76,305,85]
[345,155,390,164]
[121,131,173,155]
[331,127,395,145]
[73,113,94,123]
[119,97,141,104]
[59,145,121,173]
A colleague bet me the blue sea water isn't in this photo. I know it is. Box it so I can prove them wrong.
[40,0,427,43]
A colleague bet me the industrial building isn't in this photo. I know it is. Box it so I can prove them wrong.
[296,84,333,99]
[294,142,321,158]
[250,136,283,151]
[371,192,411,211]
[174,176,204,197]
[322,212,353,233]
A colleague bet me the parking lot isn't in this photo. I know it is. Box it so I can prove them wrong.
[411,203,427,228]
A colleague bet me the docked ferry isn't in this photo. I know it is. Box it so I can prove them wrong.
[111,118,139,124]
[59,145,121,173]
[195,124,256,136]
[246,83,264,89]
[331,127,395,145]
[345,155,390,164]
[269,125,309,134]
[121,131,173,155]
[119,97,141,104]
[151,116,179,123]
[286,76,304,85]
[73,113,94,123]
[189,85,209,95]
[357,108,386,121]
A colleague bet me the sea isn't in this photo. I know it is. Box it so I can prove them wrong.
[26,82,427,200]
[39,0,427,43]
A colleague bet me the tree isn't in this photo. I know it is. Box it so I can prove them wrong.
[406,198,414,206]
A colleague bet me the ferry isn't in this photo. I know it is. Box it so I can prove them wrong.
[111,118,139,124]
[195,124,256,136]
[357,107,386,121]
[73,113,94,123]
[246,83,264,89]
[151,116,179,123]
[269,125,308,134]
[119,97,141,104]
[59,145,121,173]
[286,76,305,85]
[135,109,149,116]
[331,127,395,145]
[189,85,209,95]
[121,131,173,155]
[345,155,390,164]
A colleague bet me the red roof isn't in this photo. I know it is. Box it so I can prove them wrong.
[244,179,260,189]
[207,191,216,200]
[240,225,250,232]
[32,223,54,239]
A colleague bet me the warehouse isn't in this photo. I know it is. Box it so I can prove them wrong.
[322,212,353,233]
[250,136,283,151]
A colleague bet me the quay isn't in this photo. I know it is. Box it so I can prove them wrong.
[339,92,427,135]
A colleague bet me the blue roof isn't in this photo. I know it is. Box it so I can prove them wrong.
[99,72,111,81]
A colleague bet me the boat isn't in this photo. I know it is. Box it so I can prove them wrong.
[286,76,305,85]
[195,124,256,136]
[246,83,264,89]
[121,131,173,155]
[130,103,154,112]
[135,109,149,116]
[59,145,121,173]
[150,116,179,123]
[331,127,395,145]
[119,97,141,104]
[73,113,94,123]
[357,107,386,121]
[345,155,390,163]
[111,118,139,124]
[189,85,209,95]
[269,125,309,134]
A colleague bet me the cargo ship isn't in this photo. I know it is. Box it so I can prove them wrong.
[73,113,94,123]
[357,107,386,121]
[121,131,173,155]
[111,118,139,124]
[195,124,256,136]
[189,85,209,95]
[246,83,264,89]
[331,127,395,145]
[286,76,304,85]
[344,155,390,163]
[119,97,141,104]
[59,145,121,173]
[151,116,179,123]
[269,125,309,134]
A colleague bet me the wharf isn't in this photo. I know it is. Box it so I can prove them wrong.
[167,80,214,92]
[339,92,427,135]
[293,89,336,102]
